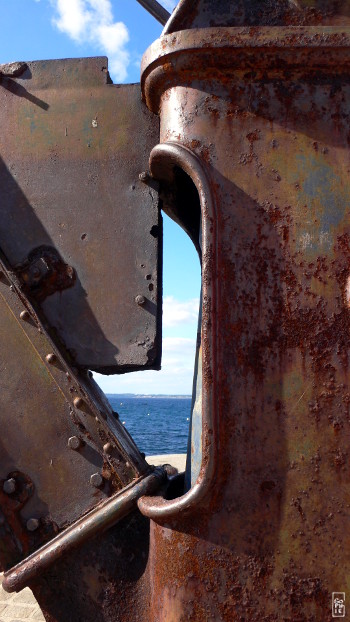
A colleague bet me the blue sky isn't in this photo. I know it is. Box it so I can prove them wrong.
[0,0,201,394]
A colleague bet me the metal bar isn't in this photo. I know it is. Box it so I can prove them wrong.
[2,468,166,593]
[135,0,170,25]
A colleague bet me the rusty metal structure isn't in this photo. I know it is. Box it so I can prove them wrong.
[1,0,350,619]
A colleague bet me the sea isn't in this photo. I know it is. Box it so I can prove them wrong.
[106,395,191,456]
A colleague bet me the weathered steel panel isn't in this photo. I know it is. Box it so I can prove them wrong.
[0,57,161,373]
[0,254,150,575]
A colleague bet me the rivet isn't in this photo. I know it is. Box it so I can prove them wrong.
[73,397,84,409]
[9,285,14,291]
[26,518,39,532]
[90,473,103,487]
[103,442,112,454]
[68,436,81,450]
[135,295,146,306]
[3,478,16,494]
[139,171,150,183]
[45,353,56,364]
[20,310,30,321]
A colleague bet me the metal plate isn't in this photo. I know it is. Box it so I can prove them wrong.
[0,57,161,373]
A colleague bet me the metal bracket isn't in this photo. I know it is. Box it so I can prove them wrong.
[0,251,150,570]
[2,468,166,593]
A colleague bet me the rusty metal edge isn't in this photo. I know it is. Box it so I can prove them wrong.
[137,142,218,520]
[0,253,149,479]
[2,468,166,593]
[141,26,350,112]
[135,0,170,25]
[161,0,189,35]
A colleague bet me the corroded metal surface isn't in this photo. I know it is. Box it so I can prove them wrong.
[0,57,161,373]
[0,252,150,575]
[3,468,165,593]
[3,1,350,621]
[164,0,350,33]
[137,2,350,620]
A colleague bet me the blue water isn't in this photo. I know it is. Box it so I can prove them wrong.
[106,395,191,456]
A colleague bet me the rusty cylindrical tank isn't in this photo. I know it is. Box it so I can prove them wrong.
[137,1,350,620]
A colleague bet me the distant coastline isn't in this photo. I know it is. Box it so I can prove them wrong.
[106,393,191,400]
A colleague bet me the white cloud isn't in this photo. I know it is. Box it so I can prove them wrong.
[163,296,199,328]
[95,337,197,395]
[51,0,129,82]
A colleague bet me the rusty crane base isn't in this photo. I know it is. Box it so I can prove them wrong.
[2,0,350,621]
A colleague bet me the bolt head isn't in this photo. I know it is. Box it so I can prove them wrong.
[73,397,84,409]
[20,310,30,321]
[103,442,113,454]
[45,353,56,364]
[68,436,81,450]
[139,171,150,183]
[3,478,16,494]
[90,473,103,488]
[135,295,146,306]
[27,518,39,532]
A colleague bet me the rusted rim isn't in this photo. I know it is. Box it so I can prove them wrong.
[137,142,218,520]
[141,26,350,112]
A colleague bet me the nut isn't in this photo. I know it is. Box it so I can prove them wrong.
[26,518,40,532]
[103,442,113,454]
[3,478,16,494]
[20,310,30,321]
[139,171,150,183]
[68,436,81,450]
[45,353,56,364]
[73,397,84,409]
[135,295,146,306]
[90,473,103,488]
